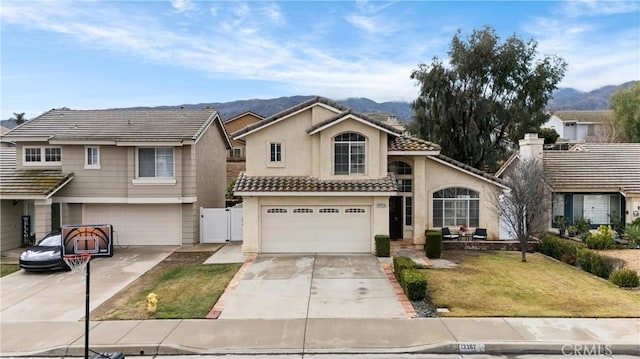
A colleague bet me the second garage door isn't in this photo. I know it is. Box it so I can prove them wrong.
[84,204,181,246]
[261,205,371,253]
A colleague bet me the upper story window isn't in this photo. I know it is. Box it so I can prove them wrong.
[85,146,100,169]
[334,132,365,175]
[388,161,412,175]
[270,142,282,162]
[23,146,61,166]
[138,147,174,178]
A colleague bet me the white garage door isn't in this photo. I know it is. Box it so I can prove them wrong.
[84,204,181,245]
[261,205,371,253]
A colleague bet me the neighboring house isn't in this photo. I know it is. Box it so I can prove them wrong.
[1,108,230,250]
[223,111,264,186]
[543,110,613,143]
[232,96,508,254]
[498,134,640,231]
[1,126,14,148]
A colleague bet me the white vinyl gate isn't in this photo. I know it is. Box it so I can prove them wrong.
[200,207,243,243]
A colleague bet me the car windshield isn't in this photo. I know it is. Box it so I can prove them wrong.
[38,233,61,247]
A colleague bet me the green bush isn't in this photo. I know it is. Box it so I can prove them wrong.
[574,217,592,236]
[425,230,443,259]
[576,248,624,279]
[393,256,416,283]
[401,269,427,301]
[585,225,615,249]
[609,268,640,288]
[374,234,390,257]
[538,234,585,265]
[623,224,640,248]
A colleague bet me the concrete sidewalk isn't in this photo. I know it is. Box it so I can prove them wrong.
[1,317,638,357]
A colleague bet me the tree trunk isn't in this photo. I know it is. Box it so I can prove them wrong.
[520,236,527,262]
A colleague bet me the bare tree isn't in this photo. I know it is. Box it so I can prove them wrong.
[495,157,549,262]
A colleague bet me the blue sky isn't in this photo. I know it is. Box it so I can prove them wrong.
[1,0,639,120]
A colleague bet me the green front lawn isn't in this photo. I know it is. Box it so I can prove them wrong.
[423,251,640,317]
[90,252,242,320]
[0,264,20,277]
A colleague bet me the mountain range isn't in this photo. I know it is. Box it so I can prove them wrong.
[2,81,635,129]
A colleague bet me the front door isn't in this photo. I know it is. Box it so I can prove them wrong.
[389,196,403,240]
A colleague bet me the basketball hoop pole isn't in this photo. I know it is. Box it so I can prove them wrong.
[84,258,91,359]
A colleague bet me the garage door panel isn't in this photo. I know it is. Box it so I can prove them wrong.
[84,204,180,246]
[261,206,371,253]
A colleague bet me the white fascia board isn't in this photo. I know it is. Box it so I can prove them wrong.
[3,136,51,142]
[115,141,185,147]
[45,176,74,199]
[428,156,509,190]
[234,191,398,197]
[387,151,440,156]
[52,196,197,203]
[308,114,398,136]
[0,195,47,200]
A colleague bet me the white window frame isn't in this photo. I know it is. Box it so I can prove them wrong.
[266,141,285,168]
[132,147,176,185]
[84,146,101,169]
[333,132,366,175]
[22,146,61,166]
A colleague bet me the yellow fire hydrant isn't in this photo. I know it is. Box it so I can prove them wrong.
[146,293,158,314]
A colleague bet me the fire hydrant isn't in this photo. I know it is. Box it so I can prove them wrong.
[146,293,158,314]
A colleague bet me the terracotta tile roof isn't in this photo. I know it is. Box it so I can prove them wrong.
[0,148,73,199]
[4,108,220,142]
[388,135,440,152]
[234,173,398,193]
[543,143,640,194]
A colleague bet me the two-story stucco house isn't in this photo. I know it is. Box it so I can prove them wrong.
[543,110,613,143]
[232,97,508,254]
[0,108,230,249]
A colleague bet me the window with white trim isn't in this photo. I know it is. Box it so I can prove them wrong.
[85,146,100,169]
[138,147,174,178]
[334,132,365,175]
[432,187,479,227]
[389,161,413,226]
[270,142,282,162]
[23,146,61,165]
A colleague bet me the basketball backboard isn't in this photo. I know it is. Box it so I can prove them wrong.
[61,224,114,257]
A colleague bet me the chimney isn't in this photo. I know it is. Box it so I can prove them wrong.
[519,133,544,160]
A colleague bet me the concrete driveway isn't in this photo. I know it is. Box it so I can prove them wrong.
[0,246,175,322]
[218,255,406,319]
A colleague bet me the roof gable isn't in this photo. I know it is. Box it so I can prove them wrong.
[306,111,402,136]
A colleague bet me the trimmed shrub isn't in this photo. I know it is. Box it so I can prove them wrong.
[577,248,624,279]
[623,224,640,248]
[401,269,427,301]
[425,230,443,259]
[538,235,585,265]
[374,234,390,257]
[393,256,416,283]
[585,225,615,249]
[609,268,640,288]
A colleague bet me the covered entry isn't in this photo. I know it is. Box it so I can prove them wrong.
[261,205,371,253]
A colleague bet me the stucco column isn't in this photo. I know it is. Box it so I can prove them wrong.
[241,197,260,254]
[34,199,52,240]
[413,157,427,248]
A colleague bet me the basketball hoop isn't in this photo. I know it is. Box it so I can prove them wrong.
[63,253,91,273]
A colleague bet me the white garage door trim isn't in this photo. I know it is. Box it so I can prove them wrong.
[84,204,181,245]
[261,205,371,253]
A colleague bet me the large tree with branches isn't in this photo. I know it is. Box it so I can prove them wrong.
[409,26,567,170]
[495,157,549,262]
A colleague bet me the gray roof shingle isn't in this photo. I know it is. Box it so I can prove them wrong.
[0,148,73,199]
[543,143,640,194]
[551,110,613,123]
[234,173,398,193]
[3,108,220,142]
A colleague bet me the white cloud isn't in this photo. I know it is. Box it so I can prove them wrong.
[171,0,196,13]
[559,0,640,18]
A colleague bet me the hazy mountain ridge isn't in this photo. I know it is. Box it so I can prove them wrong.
[2,82,635,129]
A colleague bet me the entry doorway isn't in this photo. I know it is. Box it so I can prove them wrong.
[389,196,403,240]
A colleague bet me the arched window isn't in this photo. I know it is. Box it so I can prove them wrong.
[433,187,479,227]
[334,133,365,175]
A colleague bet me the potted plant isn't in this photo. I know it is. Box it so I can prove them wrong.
[459,224,469,239]
[567,225,578,237]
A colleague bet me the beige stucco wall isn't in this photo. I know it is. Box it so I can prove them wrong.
[241,195,389,254]
[626,195,640,225]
